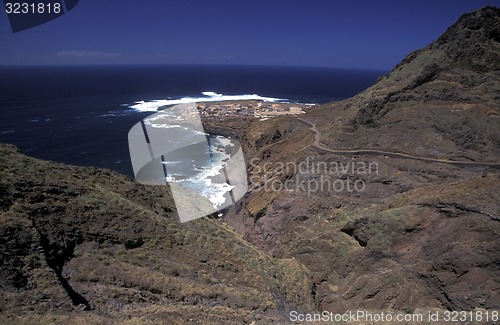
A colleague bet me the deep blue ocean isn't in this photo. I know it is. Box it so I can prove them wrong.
[0,65,385,177]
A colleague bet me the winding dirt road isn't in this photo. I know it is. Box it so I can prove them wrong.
[297,118,500,168]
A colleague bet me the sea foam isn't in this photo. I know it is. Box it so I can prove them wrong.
[162,135,236,209]
[130,91,286,112]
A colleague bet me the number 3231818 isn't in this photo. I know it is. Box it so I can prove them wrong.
[5,2,62,14]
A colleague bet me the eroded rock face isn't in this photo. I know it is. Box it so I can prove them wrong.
[436,6,500,72]
[0,143,316,324]
[220,6,500,314]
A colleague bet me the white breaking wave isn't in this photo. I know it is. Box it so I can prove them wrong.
[164,137,235,209]
[130,91,287,112]
[201,91,220,96]
[214,137,234,148]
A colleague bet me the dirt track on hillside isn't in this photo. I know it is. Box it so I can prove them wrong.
[297,118,500,168]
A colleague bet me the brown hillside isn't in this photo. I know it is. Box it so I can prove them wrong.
[308,6,500,162]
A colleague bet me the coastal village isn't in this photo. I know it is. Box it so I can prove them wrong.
[196,100,309,120]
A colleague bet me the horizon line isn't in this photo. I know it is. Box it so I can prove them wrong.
[0,63,390,72]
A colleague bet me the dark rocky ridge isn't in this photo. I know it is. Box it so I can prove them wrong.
[308,6,500,162]
[436,6,500,72]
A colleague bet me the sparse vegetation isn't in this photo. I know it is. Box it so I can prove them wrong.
[1,7,499,324]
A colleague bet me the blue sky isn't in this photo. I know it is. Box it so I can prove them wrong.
[0,0,498,69]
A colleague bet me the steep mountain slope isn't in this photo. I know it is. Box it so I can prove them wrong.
[221,6,500,314]
[309,6,500,162]
[0,143,316,324]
